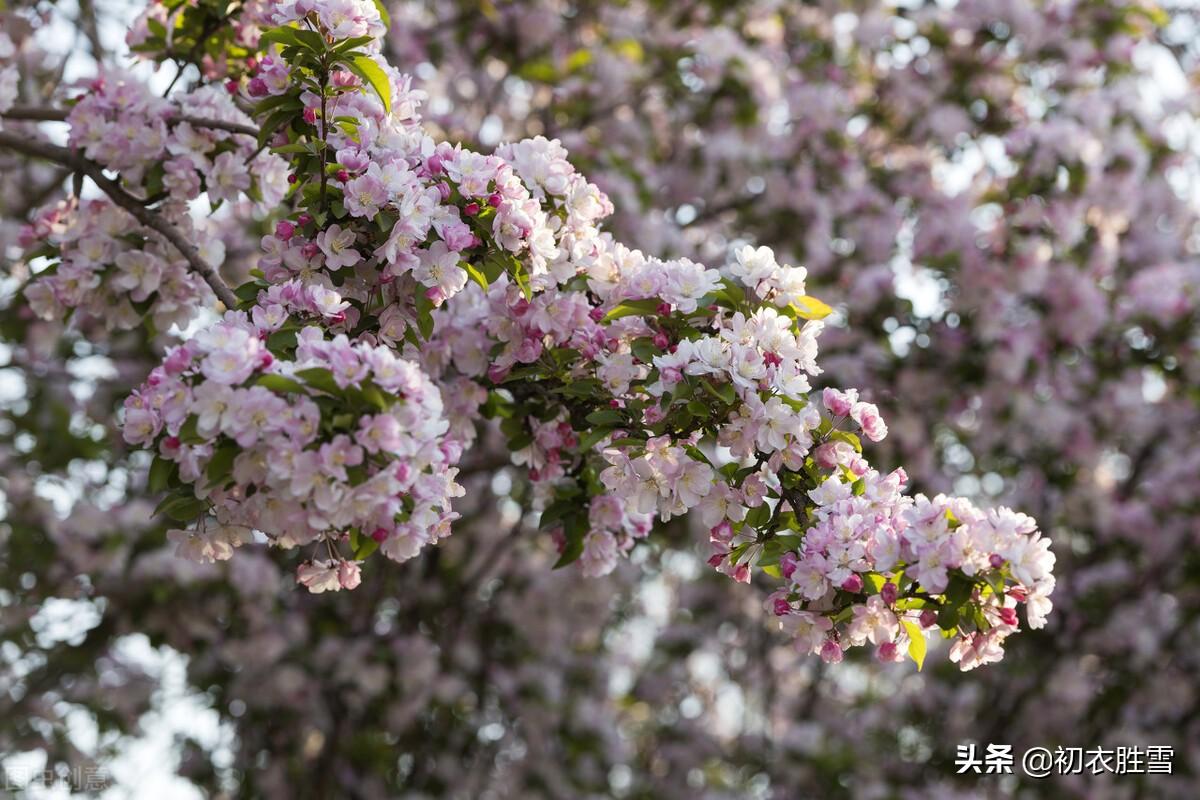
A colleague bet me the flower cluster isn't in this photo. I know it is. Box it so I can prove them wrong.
[123,280,463,586]
[772,465,1055,669]
[66,75,286,209]
[109,0,1054,667]
[21,197,219,332]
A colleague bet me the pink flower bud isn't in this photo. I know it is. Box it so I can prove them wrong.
[652,331,670,349]
[435,182,451,201]
[919,609,938,628]
[336,169,350,182]
[813,442,841,470]
[841,574,864,593]
[247,77,269,97]
[820,639,844,664]
[822,387,854,417]
[773,598,791,616]
[989,553,1005,569]
[779,551,799,579]
[274,220,296,241]
[163,436,180,450]
[302,107,318,125]
[876,641,899,663]
[370,527,389,543]
[464,202,480,216]
[488,192,503,207]
[588,307,605,322]
[656,302,672,316]
[287,174,298,185]
[297,213,313,227]
[711,520,733,544]
[225,80,240,94]
[881,582,898,605]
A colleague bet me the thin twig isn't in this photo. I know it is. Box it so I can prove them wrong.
[0,131,238,309]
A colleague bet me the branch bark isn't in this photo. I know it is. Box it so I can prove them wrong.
[0,130,239,309]
[2,106,259,138]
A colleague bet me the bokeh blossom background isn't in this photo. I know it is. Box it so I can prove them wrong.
[1,0,1199,798]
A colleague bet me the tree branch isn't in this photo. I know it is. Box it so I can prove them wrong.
[0,130,239,309]
[2,106,259,138]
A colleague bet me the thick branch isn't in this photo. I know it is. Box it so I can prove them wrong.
[0,130,239,309]
[2,106,258,138]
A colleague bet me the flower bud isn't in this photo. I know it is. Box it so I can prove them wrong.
[820,639,844,664]
[275,220,296,241]
[652,331,670,349]
[881,581,898,605]
[989,553,1005,569]
[876,641,900,663]
[247,77,269,97]
[464,202,480,216]
[773,598,791,616]
[919,609,938,628]
[841,574,864,593]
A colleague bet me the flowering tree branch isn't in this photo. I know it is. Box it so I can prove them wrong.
[0,129,239,308]
[2,105,259,138]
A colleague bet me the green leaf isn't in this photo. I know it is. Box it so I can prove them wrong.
[585,408,624,426]
[205,443,238,486]
[902,619,927,671]
[256,374,307,394]
[862,573,888,593]
[257,107,295,149]
[578,426,612,452]
[464,262,489,291]
[296,367,341,396]
[353,536,379,560]
[148,456,176,494]
[603,298,662,322]
[346,55,392,115]
[178,416,203,445]
[361,382,392,411]
[414,290,435,339]
[552,514,587,568]
[153,492,208,523]
[829,430,863,453]
[371,0,391,28]
[791,295,834,321]
[258,26,301,50]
